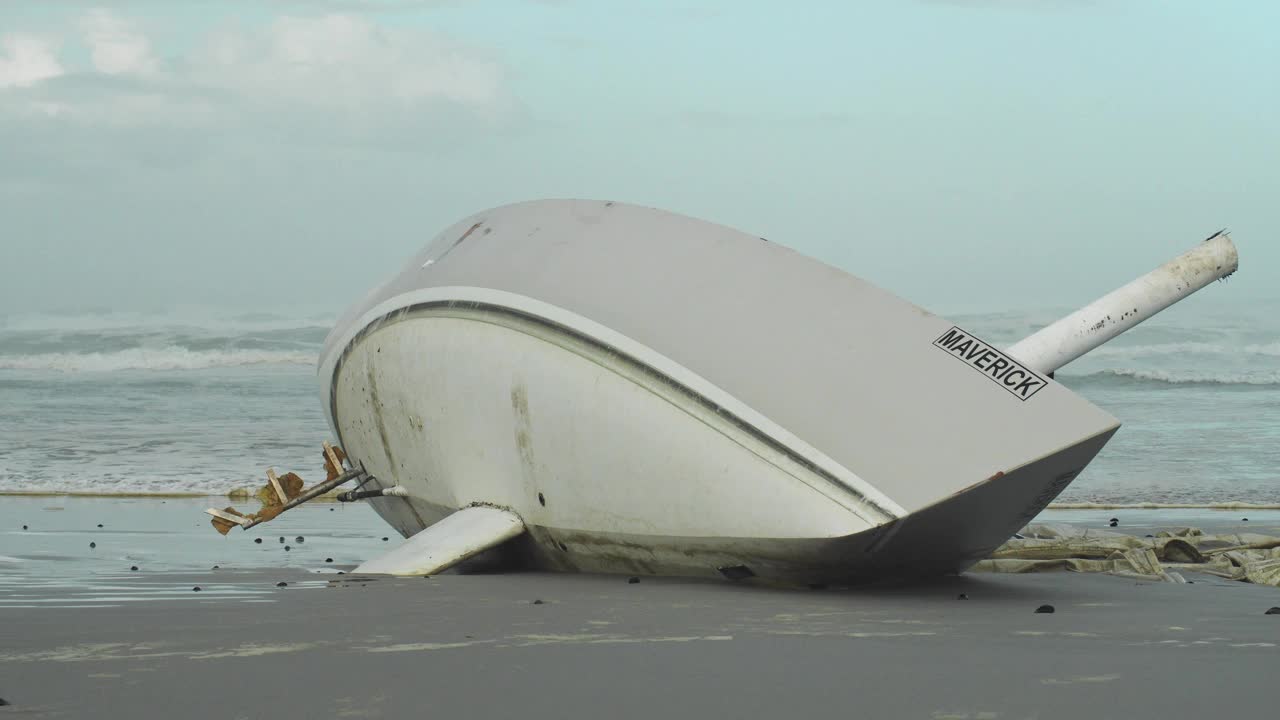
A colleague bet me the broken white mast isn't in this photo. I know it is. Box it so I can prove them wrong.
[1007,231,1238,375]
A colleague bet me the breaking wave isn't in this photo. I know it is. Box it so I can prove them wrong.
[0,309,334,334]
[1089,341,1280,358]
[0,309,329,371]
[0,347,316,372]
[1065,368,1280,388]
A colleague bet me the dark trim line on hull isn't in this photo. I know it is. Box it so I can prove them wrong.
[326,299,900,524]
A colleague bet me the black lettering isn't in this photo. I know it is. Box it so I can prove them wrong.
[1015,376,1042,397]
[989,357,1010,377]
[937,328,965,348]
[932,326,1045,401]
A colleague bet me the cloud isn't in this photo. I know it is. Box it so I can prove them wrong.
[0,10,512,134]
[0,34,65,88]
[198,14,507,110]
[80,9,158,75]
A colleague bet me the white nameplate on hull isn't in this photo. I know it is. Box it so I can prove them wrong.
[354,505,526,576]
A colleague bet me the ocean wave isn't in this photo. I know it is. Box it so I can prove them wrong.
[1089,341,1280,358]
[0,347,317,372]
[0,327,329,356]
[0,309,335,334]
[1064,367,1280,387]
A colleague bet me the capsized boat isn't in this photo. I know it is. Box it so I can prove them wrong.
[208,200,1238,585]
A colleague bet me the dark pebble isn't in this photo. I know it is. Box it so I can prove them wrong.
[97,524,103,528]
[192,586,202,592]
[628,577,640,584]
[0,698,8,706]
[1145,534,1154,538]
[212,565,219,570]
[1242,518,1249,522]
[532,599,544,605]
[337,571,345,575]
[296,536,304,543]
[957,593,968,600]
[1034,604,1055,614]
[130,566,138,571]
[326,558,333,563]
[1108,519,1119,527]
[89,542,96,549]
[276,582,288,587]
[1266,607,1280,615]
[329,508,334,511]
[279,537,285,543]
[382,537,389,542]
[21,525,27,530]
[284,546,291,551]
[254,538,263,544]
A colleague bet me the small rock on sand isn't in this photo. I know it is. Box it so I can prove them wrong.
[1035,604,1055,614]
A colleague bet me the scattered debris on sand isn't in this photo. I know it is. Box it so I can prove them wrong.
[974,524,1280,586]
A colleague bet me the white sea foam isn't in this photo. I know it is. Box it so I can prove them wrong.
[0,309,334,334]
[1067,367,1280,387]
[0,346,316,372]
[1089,341,1280,358]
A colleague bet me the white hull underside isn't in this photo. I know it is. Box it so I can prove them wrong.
[330,303,1114,584]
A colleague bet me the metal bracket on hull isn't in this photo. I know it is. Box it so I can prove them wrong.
[336,485,410,502]
[205,442,371,535]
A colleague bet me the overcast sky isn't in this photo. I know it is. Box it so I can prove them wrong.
[1,1,1275,318]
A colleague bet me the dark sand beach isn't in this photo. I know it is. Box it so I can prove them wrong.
[3,497,1278,719]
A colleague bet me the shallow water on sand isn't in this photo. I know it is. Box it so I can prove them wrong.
[0,497,387,608]
[3,497,1279,610]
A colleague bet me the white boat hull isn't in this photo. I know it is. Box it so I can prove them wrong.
[320,200,1121,583]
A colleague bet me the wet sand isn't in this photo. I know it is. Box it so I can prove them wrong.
[2,498,1278,719]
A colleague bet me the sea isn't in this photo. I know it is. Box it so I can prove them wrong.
[2,300,1277,505]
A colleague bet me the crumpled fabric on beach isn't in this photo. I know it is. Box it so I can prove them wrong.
[971,524,1280,586]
